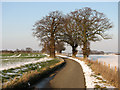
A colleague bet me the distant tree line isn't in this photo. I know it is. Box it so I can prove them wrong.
[1,48,40,53]
[78,50,104,55]
[33,7,113,58]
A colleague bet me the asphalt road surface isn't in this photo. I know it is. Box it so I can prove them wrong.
[49,58,86,88]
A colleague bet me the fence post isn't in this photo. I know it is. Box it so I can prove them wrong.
[89,60,90,63]
[96,59,98,63]
[104,62,106,66]
[108,64,110,69]
[115,66,117,72]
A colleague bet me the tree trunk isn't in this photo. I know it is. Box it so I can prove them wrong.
[82,42,90,59]
[59,50,62,53]
[82,42,87,59]
[72,46,78,57]
[50,33,55,58]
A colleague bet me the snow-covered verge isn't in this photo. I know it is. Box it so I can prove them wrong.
[56,54,115,88]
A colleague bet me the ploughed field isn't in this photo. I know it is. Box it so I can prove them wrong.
[0,53,59,85]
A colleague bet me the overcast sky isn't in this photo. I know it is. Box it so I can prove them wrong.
[1,2,118,52]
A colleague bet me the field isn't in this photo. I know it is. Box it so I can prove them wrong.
[0,53,60,85]
[1,53,46,70]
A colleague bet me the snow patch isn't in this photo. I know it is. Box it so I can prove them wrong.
[10,54,21,57]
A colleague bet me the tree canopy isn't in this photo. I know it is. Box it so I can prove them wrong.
[33,11,64,58]
[33,7,113,58]
[57,15,82,56]
[70,7,113,58]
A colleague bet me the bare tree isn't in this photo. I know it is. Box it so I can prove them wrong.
[40,41,50,54]
[70,7,113,58]
[33,11,64,58]
[41,41,65,54]
[33,7,113,58]
[55,41,65,53]
[57,15,82,57]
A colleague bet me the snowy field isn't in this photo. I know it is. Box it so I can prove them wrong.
[1,53,56,84]
[97,55,118,69]
[77,54,118,69]
[57,54,115,88]
[1,53,48,70]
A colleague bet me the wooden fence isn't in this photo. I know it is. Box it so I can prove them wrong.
[94,59,118,72]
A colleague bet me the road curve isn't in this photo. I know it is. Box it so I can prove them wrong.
[49,58,86,88]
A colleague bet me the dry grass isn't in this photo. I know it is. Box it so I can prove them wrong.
[77,57,119,88]
[2,59,65,89]
[91,61,118,87]
[119,69,120,89]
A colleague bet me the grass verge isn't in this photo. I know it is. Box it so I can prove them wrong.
[2,58,65,89]
[76,57,118,88]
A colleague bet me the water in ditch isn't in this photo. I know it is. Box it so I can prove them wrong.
[30,74,55,89]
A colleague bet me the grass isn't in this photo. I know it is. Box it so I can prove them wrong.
[2,58,60,84]
[1,53,15,56]
[94,85,101,88]
[1,52,52,89]
[94,85,107,88]
[96,77,103,80]
[2,53,46,59]
[91,61,118,87]
[75,57,119,88]
[1,53,46,72]
[2,55,46,64]
[83,59,118,88]
[2,58,65,89]
[1,53,45,58]
[98,80,107,83]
